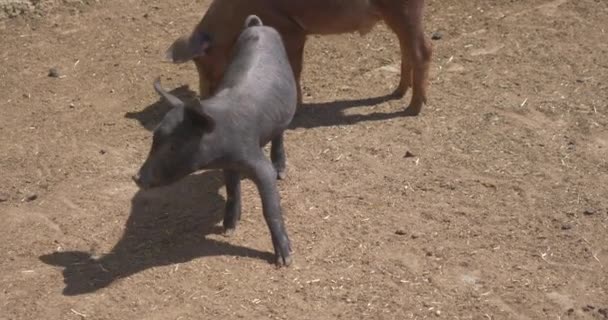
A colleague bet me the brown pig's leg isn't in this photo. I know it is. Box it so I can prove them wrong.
[194,59,212,98]
[381,0,432,116]
[282,32,307,108]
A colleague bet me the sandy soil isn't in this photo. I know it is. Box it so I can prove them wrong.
[1,0,607,319]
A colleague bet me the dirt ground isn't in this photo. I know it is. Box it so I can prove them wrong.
[1,0,607,319]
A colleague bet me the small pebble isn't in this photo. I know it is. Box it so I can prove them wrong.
[395,229,407,236]
[561,223,572,230]
[411,232,421,239]
[0,193,8,202]
[26,194,38,202]
[431,31,443,40]
[99,149,107,155]
[583,208,596,215]
[48,68,61,78]
[435,310,441,316]
[404,151,416,158]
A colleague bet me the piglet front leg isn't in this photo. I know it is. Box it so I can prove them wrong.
[248,156,292,267]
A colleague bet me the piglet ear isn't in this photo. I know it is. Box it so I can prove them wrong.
[164,31,212,63]
[189,98,216,133]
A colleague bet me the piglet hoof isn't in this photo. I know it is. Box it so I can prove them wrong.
[273,237,292,267]
[275,253,293,267]
[223,227,236,237]
[272,162,286,180]
[276,169,287,180]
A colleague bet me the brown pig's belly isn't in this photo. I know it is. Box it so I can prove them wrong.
[275,0,382,35]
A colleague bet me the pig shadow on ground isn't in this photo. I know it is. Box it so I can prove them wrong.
[289,94,410,129]
[39,170,274,296]
[124,87,406,132]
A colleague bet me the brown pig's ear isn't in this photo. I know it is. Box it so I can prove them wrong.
[164,31,211,63]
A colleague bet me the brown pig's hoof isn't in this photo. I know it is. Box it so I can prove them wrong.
[391,86,408,98]
[403,98,426,117]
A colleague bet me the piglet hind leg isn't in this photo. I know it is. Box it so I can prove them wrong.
[247,155,292,267]
[222,169,242,236]
[270,134,287,180]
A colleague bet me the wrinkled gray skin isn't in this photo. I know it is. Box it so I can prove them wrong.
[133,15,297,266]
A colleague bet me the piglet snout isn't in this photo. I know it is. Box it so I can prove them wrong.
[132,172,148,189]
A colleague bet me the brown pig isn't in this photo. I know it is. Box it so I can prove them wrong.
[166,0,432,116]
